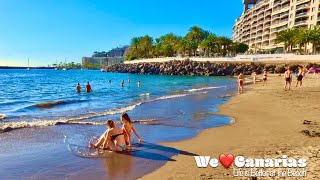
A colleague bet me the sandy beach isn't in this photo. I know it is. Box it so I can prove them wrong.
[141,74,320,179]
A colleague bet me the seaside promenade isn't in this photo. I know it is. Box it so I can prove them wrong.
[124,54,320,64]
[141,74,320,179]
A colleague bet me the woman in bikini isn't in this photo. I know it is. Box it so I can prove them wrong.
[284,68,292,91]
[238,73,245,93]
[89,120,126,152]
[121,113,143,146]
[263,70,267,86]
[296,66,303,87]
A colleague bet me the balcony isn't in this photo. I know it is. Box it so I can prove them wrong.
[295,12,308,18]
[280,19,288,23]
[296,4,310,10]
[294,20,307,25]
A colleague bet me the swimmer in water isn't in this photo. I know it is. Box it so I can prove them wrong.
[128,78,130,83]
[137,81,141,87]
[86,82,92,93]
[76,83,81,93]
[121,80,124,87]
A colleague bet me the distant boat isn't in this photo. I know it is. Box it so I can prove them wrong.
[27,58,30,70]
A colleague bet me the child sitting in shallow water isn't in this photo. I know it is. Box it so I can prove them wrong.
[120,113,143,146]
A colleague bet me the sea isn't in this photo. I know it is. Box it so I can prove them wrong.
[0,69,235,179]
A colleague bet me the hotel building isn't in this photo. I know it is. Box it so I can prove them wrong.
[233,0,320,52]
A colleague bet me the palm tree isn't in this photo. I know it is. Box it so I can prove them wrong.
[275,28,298,53]
[186,26,206,56]
[130,37,140,57]
[296,28,311,54]
[308,26,320,54]
[139,35,153,58]
[199,34,217,57]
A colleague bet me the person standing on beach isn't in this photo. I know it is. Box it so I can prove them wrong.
[76,83,81,93]
[252,72,257,84]
[263,70,267,86]
[86,82,92,93]
[284,68,292,91]
[238,73,245,93]
[296,66,303,87]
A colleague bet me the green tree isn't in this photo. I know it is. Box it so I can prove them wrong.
[308,26,320,54]
[275,28,298,53]
[296,28,311,54]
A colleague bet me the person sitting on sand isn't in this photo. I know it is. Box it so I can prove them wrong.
[86,82,92,93]
[76,83,81,93]
[263,70,267,86]
[89,120,127,152]
[238,73,245,93]
[284,68,292,91]
[296,66,303,87]
[251,72,257,84]
[120,113,143,146]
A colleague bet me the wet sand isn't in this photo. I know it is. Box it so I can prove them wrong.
[141,74,320,179]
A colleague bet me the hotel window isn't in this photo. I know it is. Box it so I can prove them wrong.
[311,16,314,20]
[290,14,293,18]
[291,6,294,10]
[310,24,314,28]
[312,7,315,12]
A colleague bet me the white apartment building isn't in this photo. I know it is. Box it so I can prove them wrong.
[233,0,320,52]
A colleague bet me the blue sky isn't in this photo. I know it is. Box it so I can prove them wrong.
[0,0,243,66]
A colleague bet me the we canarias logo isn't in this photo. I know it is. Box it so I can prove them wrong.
[194,154,307,168]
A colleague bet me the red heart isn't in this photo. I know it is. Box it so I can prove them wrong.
[219,154,234,168]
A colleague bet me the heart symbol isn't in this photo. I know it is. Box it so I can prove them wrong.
[219,154,234,168]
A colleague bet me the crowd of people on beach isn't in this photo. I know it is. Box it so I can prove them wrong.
[237,65,316,93]
[75,78,141,93]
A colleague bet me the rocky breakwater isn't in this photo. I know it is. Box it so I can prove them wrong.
[104,59,319,76]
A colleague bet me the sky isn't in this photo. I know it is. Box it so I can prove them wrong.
[0,0,243,67]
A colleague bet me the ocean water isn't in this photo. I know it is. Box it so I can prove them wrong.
[0,69,235,179]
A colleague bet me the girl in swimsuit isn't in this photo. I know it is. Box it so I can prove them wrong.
[238,73,245,93]
[296,66,303,87]
[284,68,292,91]
[263,70,267,86]
[121,113,143,146]
[89,120,126,152]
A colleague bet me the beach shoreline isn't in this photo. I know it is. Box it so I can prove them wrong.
[140,74,320,179]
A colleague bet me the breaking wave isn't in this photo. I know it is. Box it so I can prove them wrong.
[0,88,211,133]
[29,100,87,109]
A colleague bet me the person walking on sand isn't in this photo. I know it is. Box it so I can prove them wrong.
[89,120,127,152]
[238,73,245,93]
[85,82,92,93]
[284,68,292,91]
[263,70,267,86]
[252,72,257,84]
[120,113,143,146]
[76,83,81,93]
[296,66,303,87]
